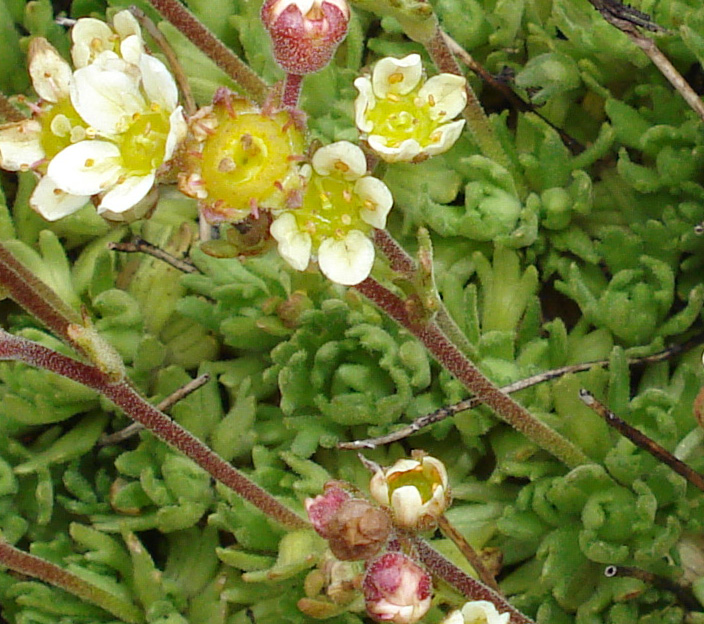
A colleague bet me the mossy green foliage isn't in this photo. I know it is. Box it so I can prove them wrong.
[1,0,704,623]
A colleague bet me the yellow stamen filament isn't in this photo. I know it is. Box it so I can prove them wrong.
[363,199,376,211]
[84,158,95,167]
[334,160,350,173]
[430,131,441,143]
[388,72,404,85]
[387,93,400,103]
[427,94,436,106]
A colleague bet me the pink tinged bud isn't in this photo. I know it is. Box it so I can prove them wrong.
[363,553,433,624]
[305,483,352,538]
[261,0,350,74]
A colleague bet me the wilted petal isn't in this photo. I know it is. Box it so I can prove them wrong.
[164,106,188,162]
[312,140,366,180]
[353,76,375,133]
[355,176,393,229]
[97,173,154,214]
[271,212,312,271]
[140,54,178,111]
[0,119,44,170]
[48,140,122,195]
[71,17,114,67]
[28,39,72,102]
[367,135,422,163]
[372,54,422,98]
[418,74,467,121]
[71,62,145,135]
[30,175,90,221]
[422,119,465,158]
[318,230,374,285]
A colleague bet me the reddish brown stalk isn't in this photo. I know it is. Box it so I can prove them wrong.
[373,229,415,275]
[282,73,304,109]
[411,536,535,624]
[0,331,309,530]
[147,0,269,105]
[354,277,589,468]
[0,243,84,351]
[0,540,143,623]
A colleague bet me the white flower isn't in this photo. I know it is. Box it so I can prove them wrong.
[441,601,510,624]
[270,141,393,286]
[354,54,467,163]
[369,454,450,530]
[71,10,143,67]
[35,52,187,220]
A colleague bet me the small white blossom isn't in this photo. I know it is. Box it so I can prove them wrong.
[270,141,393,286]
[71,10,143,67]
[369,454,450,530]
[354,54,467,163]
[441,601,510,624]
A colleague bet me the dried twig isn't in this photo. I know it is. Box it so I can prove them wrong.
[108,237,198,273]
[604,565,701,611]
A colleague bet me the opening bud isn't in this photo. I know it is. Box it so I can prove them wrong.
[440,601,510,624]
[363,552,432,624]
[261,0,350,74]
[369,453,450,530]
[305,482,392,561]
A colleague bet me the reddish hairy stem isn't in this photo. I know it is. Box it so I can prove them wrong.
[147,0,269,105]
[0,540,143,623]
[412,536,536,624]
[354,277,589,468]
[282,73,304,108]
[0,331,309,530]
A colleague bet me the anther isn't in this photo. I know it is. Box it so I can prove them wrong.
[388,72,404,85]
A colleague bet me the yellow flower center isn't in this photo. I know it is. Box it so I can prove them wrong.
[365,88,442,148]
[39,98,88,159]
[292,172,371,245]
[199,104,305,216]
[387,464,439,503]
[117,105,171,176]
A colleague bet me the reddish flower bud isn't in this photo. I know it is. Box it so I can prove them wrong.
[363,553,433,624]
[306,483,352,538]
[261,0,350,75]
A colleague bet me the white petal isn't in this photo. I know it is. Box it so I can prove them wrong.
[317,230,374,285]
[312,141,366,180]
[271,212,312,271]
[353,77,375,134]
[139,54,178,111]
[390,485,424,528]
[30,175,90,221]
[372,54,422,98]
[354,176,393,228]
[97,173,154,214]
[164,106,188,162]
[422,119,465,157]
[367,134,422,163]
[418,74,467,121]
[460,601,510,624]
[0,120,44,170]
[386,459,421,477]
[71,17,113,67]
[113,10,141,40]
[71,62,145,135]
[28,39,72,102]
[120,34,144,65]
[369,470,391,506]
[48,140,122,195]
[439,611,464,624]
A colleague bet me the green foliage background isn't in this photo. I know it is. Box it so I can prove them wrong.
[2,0,704,623]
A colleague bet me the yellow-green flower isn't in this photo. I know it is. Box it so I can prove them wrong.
[270,141,393,285]
[354,54,466,163]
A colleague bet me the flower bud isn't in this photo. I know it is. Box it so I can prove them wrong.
[261,0,350,74]
[363,552,432,624]
[441,601,510,624]
[369,454,450,531]
[305,482,392,561]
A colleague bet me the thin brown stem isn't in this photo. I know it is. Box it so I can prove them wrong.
[579,389,704,492]
[437,514,500,593]
[146,0,269,105]
[339,333,704,449]
[604,565,700,611]
[354,277,589,468]
[0,331,309,529]
[0,91,25,122]
[108,237,198,273]
[100,373,211,445]
[282,73,304,109]
[130,7,197,116]
[0,540,144,623]
[411,536,535,624]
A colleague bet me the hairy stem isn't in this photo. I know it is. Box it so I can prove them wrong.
[0,331,309,529]
[147,0,270,105]
[282,73,304,108]
[354,277,589,468]
[0,540,144,623]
